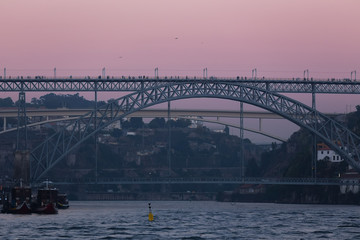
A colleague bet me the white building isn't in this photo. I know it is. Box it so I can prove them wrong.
[317,143,345,163]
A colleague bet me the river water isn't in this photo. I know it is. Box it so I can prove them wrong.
[1,201,360,239]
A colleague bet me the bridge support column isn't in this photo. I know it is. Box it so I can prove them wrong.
[240,102,244,179]
[259,118,262,131]
[16,91,28,150]
[167,100,171,176]
[312,85,317,180]
[313,135,317,179]
[3,117,6,131]
[14,150,30,183]
[94,81,98,183]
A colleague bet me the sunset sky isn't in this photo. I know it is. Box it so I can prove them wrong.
[1,0,359,142]
[1,0,359,77]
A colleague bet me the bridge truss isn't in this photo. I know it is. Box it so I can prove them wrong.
[30,81,360,182]
[1,78,360,94]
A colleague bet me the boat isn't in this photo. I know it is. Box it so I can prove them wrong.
[0,190,6,213]
[56,193,69,209]
[2,186,32,214]
[6,200,32,214]
[32,202,58,214]
[31,181,58,214]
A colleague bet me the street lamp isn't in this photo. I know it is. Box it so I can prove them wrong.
[203,68,208,79]
[351,71,357,81]
[303,69,309,80]
[102,67,106,79]
[154,67,158,78]
[252,68,257,80]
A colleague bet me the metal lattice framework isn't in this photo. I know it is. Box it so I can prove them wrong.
[30,81,360,181]
[1,78,360,94]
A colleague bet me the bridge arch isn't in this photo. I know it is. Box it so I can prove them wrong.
[30,81,360,181]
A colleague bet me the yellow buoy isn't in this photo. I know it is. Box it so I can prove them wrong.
[148,203,154,221]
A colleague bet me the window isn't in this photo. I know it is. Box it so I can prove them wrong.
[333,156,335,160]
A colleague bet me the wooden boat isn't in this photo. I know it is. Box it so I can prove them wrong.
[2,186,32,214]
[32,202,58,214]
[7,201,32,214]
[31,182,59,214]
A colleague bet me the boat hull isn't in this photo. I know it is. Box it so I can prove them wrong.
[32,203,58,214]
[6,201,32,214]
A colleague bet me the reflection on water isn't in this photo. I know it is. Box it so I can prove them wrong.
[1,201,360,239]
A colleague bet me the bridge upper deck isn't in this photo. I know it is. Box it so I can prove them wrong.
[0,77,359,93]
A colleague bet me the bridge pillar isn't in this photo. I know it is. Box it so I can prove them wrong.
[167,100,171,176]
[14,150,30,183]
[3,117,6,131]
[240,102,244,179]
[312,84,317,180]
[259,118,262,131]
[16,91,28,150]
[95,81,98,182]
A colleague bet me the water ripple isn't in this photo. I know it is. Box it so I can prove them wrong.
[1,201,360,239]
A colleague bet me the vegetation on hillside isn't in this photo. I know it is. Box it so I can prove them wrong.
[1,95,360,203]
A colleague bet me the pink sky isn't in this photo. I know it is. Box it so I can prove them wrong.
[1,0,359,78]
[1,0,360,142]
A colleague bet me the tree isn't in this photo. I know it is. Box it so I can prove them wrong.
[271,142,278,150]
[0,97,14,107]
[246,158,260,177]
[174,119,192,128]
[110,128,122,138]
[165,119,176,128]
[31,97,41,106]
[36,93,96,109]
[149,117,165,129]
[130,117,144,129]
[347,105,360,135]
[39,93,62,108]
[224,126,229,135]
[121,119,131,129]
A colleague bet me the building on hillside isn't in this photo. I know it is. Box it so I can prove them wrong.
[317,142,346,162]
[238,184,265,194]
[340,170,360,194]
[188,118,203,128]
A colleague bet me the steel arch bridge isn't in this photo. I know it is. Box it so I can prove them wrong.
[30,81,360,181]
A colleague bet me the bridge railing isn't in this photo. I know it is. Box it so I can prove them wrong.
[0,76,356,82]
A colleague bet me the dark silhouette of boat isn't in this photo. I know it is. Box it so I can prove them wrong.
[6,200,32,214]
[1,180,69,214]
[56,193,69,209]
[31,181,58,214]
[1,185,32,214]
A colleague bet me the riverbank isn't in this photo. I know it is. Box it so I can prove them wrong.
[70,188,360,205]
